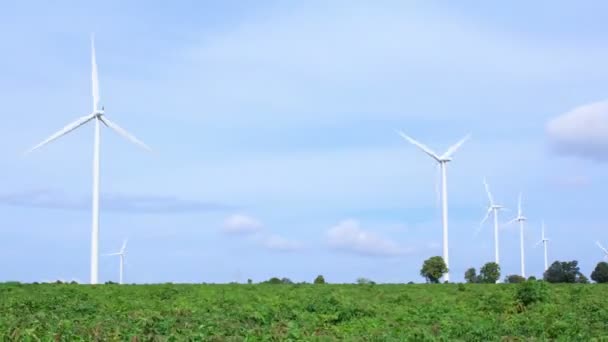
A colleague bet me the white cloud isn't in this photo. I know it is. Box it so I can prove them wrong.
[547,100,608,161]
[327,219,409,257]
[222,214,263,234]
[262,234,302,252]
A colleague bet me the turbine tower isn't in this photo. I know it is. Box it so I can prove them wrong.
[25,35,151,284]
[534,220,549,271]
[479,178,507,266]
[506,192,527,277]
[397,131,470,282]
[596,241,608,261]
[104,239,128,284]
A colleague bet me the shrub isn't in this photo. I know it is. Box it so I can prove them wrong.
[515,280,549,306]
[356,277,375,285]
[505,274,526,283]
[591,262,608,283]
[314,275,326,284]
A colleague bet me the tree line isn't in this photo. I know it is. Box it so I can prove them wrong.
[420,256,608,283]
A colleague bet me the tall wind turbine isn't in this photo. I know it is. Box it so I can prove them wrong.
[104,239,128,284]
[25,35,151,284]
[478,179,507,266]
[506,192,527,277]
[534,220,549,271]
[596,241,608,261]
[397,131,470,282]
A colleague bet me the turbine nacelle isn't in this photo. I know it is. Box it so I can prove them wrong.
[94,106,105,116]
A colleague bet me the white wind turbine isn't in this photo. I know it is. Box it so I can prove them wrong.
[596,241,608,261]
[478,179,507,267]
[25,35,151,284]
[534,220,549,271]
[506,192,527,277]
[397,131,470,282]
[104,239,128,284]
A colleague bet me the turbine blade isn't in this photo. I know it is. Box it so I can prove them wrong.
[517,192,523,217]
[596,241,608,255]
[483,178,494,204]
[440,134,470,159]
[25,114,96,154]
[121,238,128,253]
[480,207,492,226]
[103,252,121,256]
[396,131,441,161]
[541,220,546,239]
[534,240,543,247]
[91,34,100,112]
[505,218,517,226]
[100,117,152,152]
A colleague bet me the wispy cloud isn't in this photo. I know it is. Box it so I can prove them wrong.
[0,189,234,214]
[547,100,608,161]
[222,214,263,234]
[327,219,410,257]
[222,213,303,252]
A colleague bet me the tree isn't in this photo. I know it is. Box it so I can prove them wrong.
[420,256,448,283]
[591,262,608,283]
[479,262,501,283]
[544,260,585,283]
[464,268,478,283]
[356,277,375,285]
[314,275,325,284]
[577,274,589,284]
[280,277,293,284]
[247,278,253,285]
[505,274,526,283]
[265,277,282,284]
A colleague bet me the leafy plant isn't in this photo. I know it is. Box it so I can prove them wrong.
[515,280,549,306]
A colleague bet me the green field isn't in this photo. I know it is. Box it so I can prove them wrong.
[1,282,607,340]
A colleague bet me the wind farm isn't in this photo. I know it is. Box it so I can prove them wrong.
[2,1,608,339]
[25,36,151,285]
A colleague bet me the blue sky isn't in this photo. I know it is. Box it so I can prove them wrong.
[1,1,608,283]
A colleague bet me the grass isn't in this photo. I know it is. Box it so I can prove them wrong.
[1,282,608,340]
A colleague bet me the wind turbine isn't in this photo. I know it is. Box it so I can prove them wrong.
[478,178,507,267]
[506,192,527,277]
[596,241,608,261]
[397,131,470,282]
[25,35,151,284]
[534,220,549,271]
[104,239,128,284]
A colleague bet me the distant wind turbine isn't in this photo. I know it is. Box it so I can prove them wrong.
[478,178,507,267]
[534,220,549,271]
[104,239,128,284]
[25,35,151,284]
[506,192,527,277]
[596,241,608,261]
[397,131,470,282]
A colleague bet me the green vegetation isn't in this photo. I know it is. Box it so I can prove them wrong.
[591,261,608,283]
[420,256,448,283]
[2,282,608,340]
[463,262,501,284]
[543,260,586,283]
